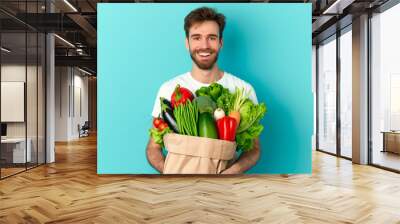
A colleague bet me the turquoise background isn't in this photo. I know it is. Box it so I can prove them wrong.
[98,3,312,174]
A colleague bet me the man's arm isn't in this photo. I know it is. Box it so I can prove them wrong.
[221,138,261,174]
[146,137,165,173]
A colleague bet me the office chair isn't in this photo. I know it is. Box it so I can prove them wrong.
[79,121,90,138]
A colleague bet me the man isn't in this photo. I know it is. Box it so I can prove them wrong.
[146,7,260,174]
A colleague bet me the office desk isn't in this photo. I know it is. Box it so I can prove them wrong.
[1,138,32,163]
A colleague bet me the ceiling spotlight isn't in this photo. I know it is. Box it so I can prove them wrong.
[63,0,78,12]
[322,0,354,15]
[78,67,93,76]
[1,47,11,53]
[54,34,75,48]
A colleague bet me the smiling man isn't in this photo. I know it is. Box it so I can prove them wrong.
[146,7,261,174]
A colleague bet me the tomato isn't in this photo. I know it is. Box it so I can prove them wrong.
[158,122,169,131]
[153,117,164,129]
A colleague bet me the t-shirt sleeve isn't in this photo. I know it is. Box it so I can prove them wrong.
[151,84,168,118]
[247,84,259,104]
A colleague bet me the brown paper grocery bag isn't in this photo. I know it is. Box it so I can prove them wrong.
[163,133,237,174]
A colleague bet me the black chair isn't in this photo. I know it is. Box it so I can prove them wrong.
[79,121,90,138]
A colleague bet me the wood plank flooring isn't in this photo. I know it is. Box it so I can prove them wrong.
[373,151,400,171]
[1,134,400,223]
[1,167,26,178]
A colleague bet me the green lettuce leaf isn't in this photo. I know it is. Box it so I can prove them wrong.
[149,127,172,148]
[236,124,264,151]
[237,100,267,133]
[235,99,266,151]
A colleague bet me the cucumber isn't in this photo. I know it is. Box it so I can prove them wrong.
[198,112,218,139]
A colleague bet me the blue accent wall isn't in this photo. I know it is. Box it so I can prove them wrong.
[98,3,313,174]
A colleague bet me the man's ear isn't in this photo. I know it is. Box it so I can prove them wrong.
[219,38,224,49]
[185,37,189,50]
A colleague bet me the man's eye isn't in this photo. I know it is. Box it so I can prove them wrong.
[193,37,200,40]
[209,37,217,41]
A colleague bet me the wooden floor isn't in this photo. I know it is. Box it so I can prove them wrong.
[1,135,400,223]
[1,163,45,178]
[1,167,26,178]
[373,150,400,171]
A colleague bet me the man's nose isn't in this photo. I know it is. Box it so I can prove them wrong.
[200,38,210,49]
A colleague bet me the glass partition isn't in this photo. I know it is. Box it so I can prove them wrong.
[1,31,28,177]
[0,1,46,179]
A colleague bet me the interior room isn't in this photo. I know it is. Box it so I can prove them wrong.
[0,0,399,223]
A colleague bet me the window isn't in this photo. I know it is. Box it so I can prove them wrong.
[317,36,337,154]
[339,28,352,158]
[371,2,400,171]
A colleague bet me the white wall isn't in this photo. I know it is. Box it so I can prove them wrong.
[55,67,89,141]
[55,66,69,141]
[70,72,89,139]
[1,65,42,137]
[1,65,26,140]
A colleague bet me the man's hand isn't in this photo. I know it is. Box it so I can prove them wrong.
[220,138,261,175]
[146,137,165,173]
[220,165,242,174]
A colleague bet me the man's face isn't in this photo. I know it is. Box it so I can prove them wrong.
[185,21,223,70]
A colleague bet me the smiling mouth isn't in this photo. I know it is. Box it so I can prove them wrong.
[197,52,212,59]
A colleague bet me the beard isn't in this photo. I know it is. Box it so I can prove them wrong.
[189,48,219,70]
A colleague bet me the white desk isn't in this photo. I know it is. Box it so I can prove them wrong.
[1,138,32,163]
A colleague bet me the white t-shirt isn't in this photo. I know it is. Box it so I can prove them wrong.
[151,71,258,117]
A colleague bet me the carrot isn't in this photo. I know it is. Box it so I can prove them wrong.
[229,110,241,125]
[229,87,248,126]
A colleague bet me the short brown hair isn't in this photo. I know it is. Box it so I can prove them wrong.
[184,7,226,39]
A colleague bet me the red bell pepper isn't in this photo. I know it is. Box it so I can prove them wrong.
[216,116,237,141]
[171,84,194,108]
